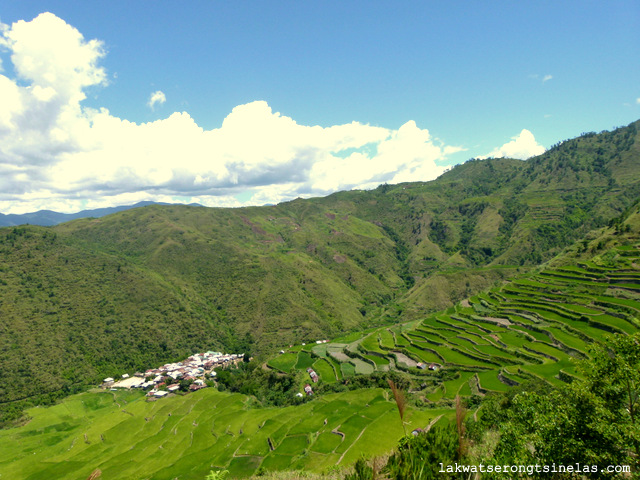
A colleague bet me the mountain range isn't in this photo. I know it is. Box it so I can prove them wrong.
[0,119,638,424]
[0,201,203,227]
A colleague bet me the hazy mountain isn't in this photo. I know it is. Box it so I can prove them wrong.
[0,201,203,227]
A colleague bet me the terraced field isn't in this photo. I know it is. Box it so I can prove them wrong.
[274,243,640,398]
[5,234,639,479]
[0,388,450,479]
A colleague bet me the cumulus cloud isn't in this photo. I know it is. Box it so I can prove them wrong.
[481,129,545,160]
[147,90,166,109]
[0,13,461,214]
[542,74,553,83]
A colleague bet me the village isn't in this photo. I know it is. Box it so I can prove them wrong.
[102,351,245,399]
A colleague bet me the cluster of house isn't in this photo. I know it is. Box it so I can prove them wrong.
[295,384,314,398]
[416,362,440,371]
[102,351,244,399]
[306,367,318,383]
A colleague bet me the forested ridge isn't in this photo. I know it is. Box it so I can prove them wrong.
[0,119,639,427]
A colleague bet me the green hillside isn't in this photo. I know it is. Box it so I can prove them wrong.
[0,120,639,425]
[0,388,451,480]
[273,204,640,402]
[1,203,638,479]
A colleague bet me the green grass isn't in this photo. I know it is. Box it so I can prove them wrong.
[259,454,296,472]
[472,343,517,360]
[294,351,315,370]
[0,388,431,479]
[311,344,327,358]
[332,332,365,343]
[379,330,396,349]
[310,432,343,454]
[268,353,299,372]
[274,435,308,455]
[402,345,443,364]
[442,371,475,399]
[411,328,447,344]
[500,370,530,385]
[433,345,494,366]
[494,330,530,347]
[596,295,640,311]
[427,386,445,402]
[323,356,344,381]
[520,358,577,386]
[513,278,553,289]
[523,341,567,360]
[340,363,356,377]
[556,303,603,315]
[593,314,638,334]
[313,358,338,383]
[545,327,590,353]
[362,354,390,367]
[509,325,548,342]
[458,380,472,396]
[476,371,511,393]
[360,333,385,353]
[351,358,375,375]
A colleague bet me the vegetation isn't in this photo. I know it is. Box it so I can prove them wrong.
[334,333,639,480]
[465,333,640,478]
[0,387,450,479]
[0,121,639,477]
[273,206,640,412]
[214,361,306,407]
[1,203,639,478]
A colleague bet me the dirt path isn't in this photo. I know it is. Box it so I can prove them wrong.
[337,421,367,465]
[424,414,443,432]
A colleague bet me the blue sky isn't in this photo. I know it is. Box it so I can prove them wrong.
[0,1,638,213]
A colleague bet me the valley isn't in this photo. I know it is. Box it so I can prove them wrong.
[1,206,638,478]
[0,121,639,478]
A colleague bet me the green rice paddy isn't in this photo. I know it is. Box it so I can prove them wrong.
[5,241,639,479]
[266,240,640,420]
[0,388,450,480]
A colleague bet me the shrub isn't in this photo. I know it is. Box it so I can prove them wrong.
[383,424,461,480]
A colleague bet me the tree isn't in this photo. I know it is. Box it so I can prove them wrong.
[384,424,460,480]
[579,334,640,466]
[479,333,640,478]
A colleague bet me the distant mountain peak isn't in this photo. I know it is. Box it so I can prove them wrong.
[0,201,202,227]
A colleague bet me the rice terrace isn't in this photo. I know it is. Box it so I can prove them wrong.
[0,387,451,479]
[0,4,639,478]
[1,211,640,478]
[268,235,640,401]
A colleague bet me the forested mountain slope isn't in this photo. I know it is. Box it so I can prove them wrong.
[0,120,638,424]
[1,202,639,479]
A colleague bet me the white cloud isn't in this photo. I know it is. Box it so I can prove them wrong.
[0,13,462,214]
[147,90,166,109]
[636,97,640,105]
[3,12,105,102]
[481,129,546,160]
[529,74,553,84]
